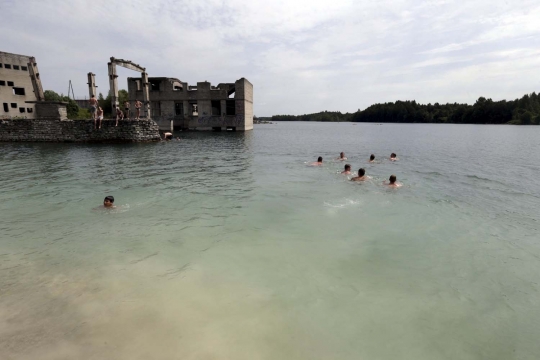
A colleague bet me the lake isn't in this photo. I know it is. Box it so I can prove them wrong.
[1,122,539,359]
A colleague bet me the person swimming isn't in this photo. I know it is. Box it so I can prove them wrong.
[103,195,116,208]
[163,132,173,140]
[341,164,351,175]
[351,168,369,181]
[390,153,398,161]
[369,154,375,163]
[384,174,402,187]
[310,156,323,166]
[337,152,347,161]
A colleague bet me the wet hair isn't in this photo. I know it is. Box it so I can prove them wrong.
[389,175,396,183]
[370,154,375,161]
[104,195,114,203]
[340,152,344,157]
[390,153,397,158]
[344,164,351,170]
[317,156,323,162]
[358,168,365,176]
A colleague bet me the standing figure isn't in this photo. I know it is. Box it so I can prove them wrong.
[124,101,130,120]
[95,106,104,129]
[89,95,98,120]
[135,100,142,120]
[115,106,124,126]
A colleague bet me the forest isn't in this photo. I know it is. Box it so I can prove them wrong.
[271,92,540,125]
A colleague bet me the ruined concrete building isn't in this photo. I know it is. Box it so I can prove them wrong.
[0,51,45,119]
[127,76,253,131]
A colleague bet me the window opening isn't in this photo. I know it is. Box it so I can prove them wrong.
[7,81,14,86]
[228,90,235,99]
[226,100,235,115]
[11,103,17,108]
[5,64,11,69]
[0,64,3,68]
[21,66,27,71]
[3,103,8,112]
[13,87,25,96]
[13,65,20,70]
[175,102,183,116]
[150,80,160,91]
[151,101,161,117]
[27,107,33,113]
[19,107,25,113]
[0,81,5,86]
[211,100,221,116]
[190,102,198,116]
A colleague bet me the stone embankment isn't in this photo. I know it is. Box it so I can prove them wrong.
[0,119,161,143]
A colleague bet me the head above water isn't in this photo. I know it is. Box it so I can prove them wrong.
[358,168,365,176]
[344,164,351,171]
[389,175,397,184]
[390,153,397,158]
[370,154,375,161]
[340,152,345,158]
[103,196,114,207]
[317,156,323,162]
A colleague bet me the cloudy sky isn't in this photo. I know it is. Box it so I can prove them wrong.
[2,0,539,116]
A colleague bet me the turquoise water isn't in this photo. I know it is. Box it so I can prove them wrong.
[1,122,539,359]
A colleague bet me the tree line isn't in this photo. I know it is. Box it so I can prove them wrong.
[271,92,540,125]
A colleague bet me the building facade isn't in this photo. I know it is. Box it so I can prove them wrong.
[127,76,253,131]
[0,51,39,119]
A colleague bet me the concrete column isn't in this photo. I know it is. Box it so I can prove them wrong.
[141,72,151,118]
[108,60,119,111]
[27,57,45,101]
[87,73,97,98]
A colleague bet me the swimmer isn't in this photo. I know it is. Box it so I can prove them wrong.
[310,156,323,166]
[341,164,352,175]
[384,174,402,187]
[351,168,369,181]
[163,132,173,140]
[390,153,399,161]
[337,152,347,161]
[369,154,375,163]
[103,195,116,208]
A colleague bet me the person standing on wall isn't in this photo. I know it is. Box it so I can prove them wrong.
[124,101,131,120]
[135,100,142,120]
[89,95,98,120]
[115,106,124,126]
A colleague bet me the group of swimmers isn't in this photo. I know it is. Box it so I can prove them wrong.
[88,95,144,130]
[310,152,402,187]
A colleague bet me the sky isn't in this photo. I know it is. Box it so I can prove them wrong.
[1,0,539,116]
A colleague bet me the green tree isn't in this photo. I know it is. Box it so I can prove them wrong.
[44,90,62,102]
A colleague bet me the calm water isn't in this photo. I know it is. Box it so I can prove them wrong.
[1,122,539,360]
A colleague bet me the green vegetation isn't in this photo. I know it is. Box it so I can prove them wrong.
[272,92,540,125]
[97,90,128,116]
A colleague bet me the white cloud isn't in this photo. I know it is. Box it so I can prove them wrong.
[1,0,539,116]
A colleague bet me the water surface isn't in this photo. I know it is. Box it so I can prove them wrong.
[1,122,539,359]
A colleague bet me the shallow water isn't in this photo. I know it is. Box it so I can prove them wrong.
[1,122,539,359]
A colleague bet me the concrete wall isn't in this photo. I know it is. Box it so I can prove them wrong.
[0,119,161,143]
[0,52,37,119]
